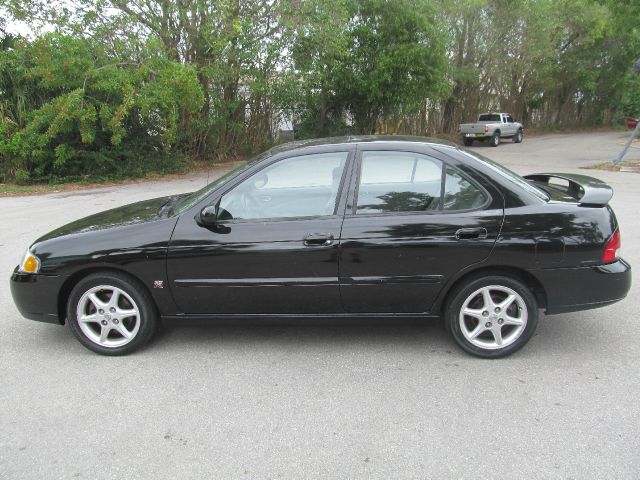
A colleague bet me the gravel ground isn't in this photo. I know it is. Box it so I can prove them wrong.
[0,131,638,479]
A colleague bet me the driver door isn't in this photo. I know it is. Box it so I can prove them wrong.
[166,149,352,314]
[505,115,516,136]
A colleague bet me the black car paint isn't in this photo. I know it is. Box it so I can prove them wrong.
[12,196,180,321]
[10,137,631,326]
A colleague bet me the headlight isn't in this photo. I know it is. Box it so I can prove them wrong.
[18,250,41,273]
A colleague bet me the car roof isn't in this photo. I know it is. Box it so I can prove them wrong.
[266,135,460,156]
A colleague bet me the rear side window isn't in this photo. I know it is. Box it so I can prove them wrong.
[356,152,442,213]
[355,151,488,214]
[457,149,549,201]
[479,114,501,122]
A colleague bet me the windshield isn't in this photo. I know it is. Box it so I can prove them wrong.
[478,114,501,122]
[457,150,550,201]
[171,155,266,215]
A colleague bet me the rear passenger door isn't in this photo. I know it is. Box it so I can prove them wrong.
[339,146,504,314]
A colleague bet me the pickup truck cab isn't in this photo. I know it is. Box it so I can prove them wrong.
[460,113,524,147]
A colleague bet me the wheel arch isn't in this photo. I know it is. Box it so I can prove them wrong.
[57,266,156,324]
[433,265,548,315]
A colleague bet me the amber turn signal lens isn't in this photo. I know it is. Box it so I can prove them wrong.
[19,251,41,273]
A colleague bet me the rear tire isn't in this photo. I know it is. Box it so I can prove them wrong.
[445,275,538,358]
[513,128,523,143]
[67,271,158,355]
[490,132,500,147]
[463,138,474,147]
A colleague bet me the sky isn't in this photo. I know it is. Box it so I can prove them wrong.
[1,7,51,38]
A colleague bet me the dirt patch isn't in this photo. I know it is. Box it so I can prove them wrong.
[582,160,640,173]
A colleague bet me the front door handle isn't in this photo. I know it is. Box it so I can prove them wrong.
[303,233,334,247]
[455,227,488,240]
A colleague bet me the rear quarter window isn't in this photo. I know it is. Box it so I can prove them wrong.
[443,167,488,210]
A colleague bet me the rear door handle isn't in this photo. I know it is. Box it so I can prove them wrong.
[303,233,334,247]
[455,227,488,240]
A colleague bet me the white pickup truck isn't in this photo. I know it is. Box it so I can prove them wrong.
[459,113,524,147]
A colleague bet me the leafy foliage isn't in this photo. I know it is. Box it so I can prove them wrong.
[292,0,448,137]
[0,34,203,182]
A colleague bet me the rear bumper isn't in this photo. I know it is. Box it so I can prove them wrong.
[462,133,489,140]
[537,259,631,314]
[10,267,66,324]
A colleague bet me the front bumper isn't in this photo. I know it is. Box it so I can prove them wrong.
[10,267,67,324]
[537,259,632,314]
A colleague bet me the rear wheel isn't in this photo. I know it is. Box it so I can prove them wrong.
[489,132,500,147]
[513,128,523,143]
[463,138,474,147]
[67,272,158,355]
[445,275,538,358]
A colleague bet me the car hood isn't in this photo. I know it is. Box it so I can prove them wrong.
[35,195,175,243]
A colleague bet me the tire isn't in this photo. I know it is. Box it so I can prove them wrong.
[445,274,538,358]
[67,271,158,355]
[489,132,500,147]
[463,138,474,147]
[513,128,523,143]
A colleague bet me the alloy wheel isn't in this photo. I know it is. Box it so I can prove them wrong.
[76,285,141,348]
[458,285,528,350]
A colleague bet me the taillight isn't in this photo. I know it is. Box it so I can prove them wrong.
[484,125,489,133]
[602,228,621,264]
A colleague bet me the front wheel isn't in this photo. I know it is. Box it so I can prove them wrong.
[67,272,158,355]
[445,275,538,358]
[513,129,523,143]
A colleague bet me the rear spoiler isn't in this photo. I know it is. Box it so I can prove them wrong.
[524,173,613,206]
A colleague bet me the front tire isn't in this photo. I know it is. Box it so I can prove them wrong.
[445,275,538,358]
[67,272,158,355]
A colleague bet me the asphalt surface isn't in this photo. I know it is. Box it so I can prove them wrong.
[1,131,639,479]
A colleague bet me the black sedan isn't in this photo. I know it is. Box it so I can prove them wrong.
[10,137,631,357]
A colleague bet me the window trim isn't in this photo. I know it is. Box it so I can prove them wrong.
[351,149,491,217]
[212,150,353,224]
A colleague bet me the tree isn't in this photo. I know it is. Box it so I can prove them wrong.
[0,33,203,182]
[293,0,449,136]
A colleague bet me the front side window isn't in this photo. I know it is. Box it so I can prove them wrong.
[356,152,443,214]
[217,152,348,220]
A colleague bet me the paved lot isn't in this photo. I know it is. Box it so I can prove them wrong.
[1,131,639,479]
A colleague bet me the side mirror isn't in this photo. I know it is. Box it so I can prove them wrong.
[197,205,218,227]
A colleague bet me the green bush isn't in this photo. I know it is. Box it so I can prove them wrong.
[0,34,203,183]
